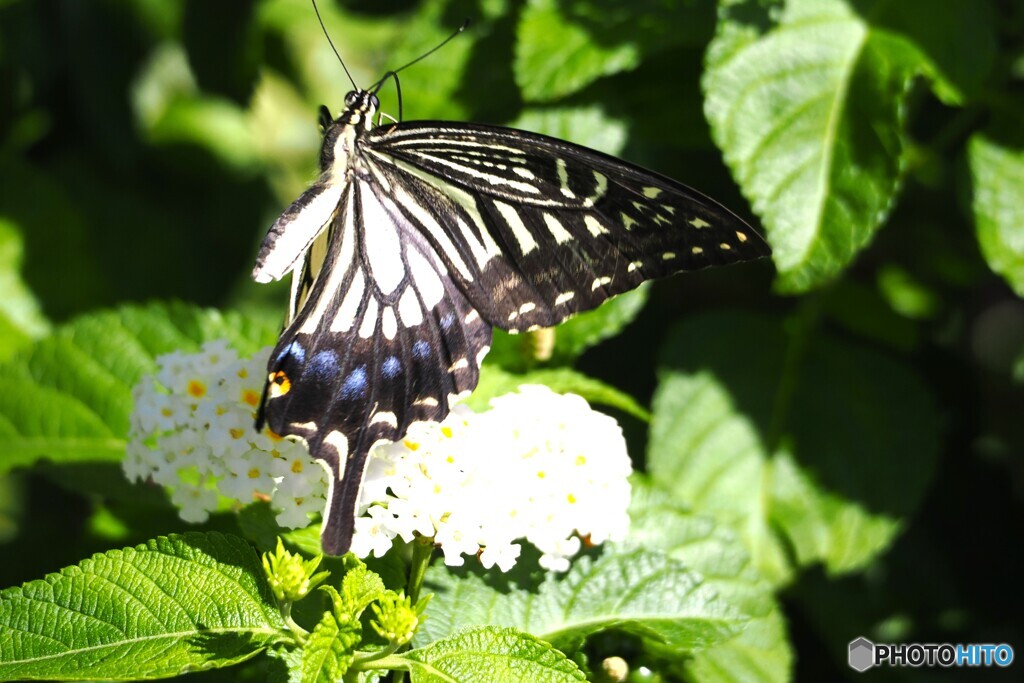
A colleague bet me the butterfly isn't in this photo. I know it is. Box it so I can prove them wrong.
[253,67,770,557]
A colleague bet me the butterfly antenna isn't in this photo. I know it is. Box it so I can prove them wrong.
[370,18,470,96]
[312,0,358,90]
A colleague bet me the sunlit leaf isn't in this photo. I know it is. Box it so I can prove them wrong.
[704,0,928,292]
[404,626,585,683]
[0,303,278,476]
[628,481,792,683]
[417,549,743,653]
[0,533,283,681]
[969,132,1024,298]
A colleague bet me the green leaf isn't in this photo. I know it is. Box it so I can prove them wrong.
[0,302,279,476]
[704,0,927,292]
[488,286,649,369]
[403,626,584,683]
[649,311,941,582]
[339,558,386,618]
[469,366,650,421]
[515,0,638,102]
[0,219,49,361]
[627,480,792,683]
[511,107,627,156]
[0,532,284,681]
[417,549,742,653]
[300,611,354,683]
[969,132,1024,298]
[548,285,649,362]
[515,0,714,101]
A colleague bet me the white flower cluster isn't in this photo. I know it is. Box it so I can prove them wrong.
[127,344,633,572]
[125,341,327,528]
[352,385,632,572]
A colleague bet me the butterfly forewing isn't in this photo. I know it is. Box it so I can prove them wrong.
[367,122,769,331]
[256,97,768,555]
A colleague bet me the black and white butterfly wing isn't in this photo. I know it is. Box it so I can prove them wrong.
[256,178,490,555]
[255,112,768,556]
[365,122,769,332]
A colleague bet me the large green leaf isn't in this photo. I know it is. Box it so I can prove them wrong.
[0,532,284,680]
[627,480,791,683]
[403,626,585,683]
[649,311,940,582]
[969,132,1024,298]
[704,0,927,292]
[416,549,743,654]
[0,302,278,475]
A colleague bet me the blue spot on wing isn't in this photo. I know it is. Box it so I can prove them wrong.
[340,366,368,400]
[308,350,340,380]
[413,341,431,359]
[382,356,402,378]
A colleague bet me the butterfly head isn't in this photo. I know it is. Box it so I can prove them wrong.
[342,90,379,119]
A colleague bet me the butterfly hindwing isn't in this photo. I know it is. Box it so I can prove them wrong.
[258,180,490,554]
[368,122,769,331]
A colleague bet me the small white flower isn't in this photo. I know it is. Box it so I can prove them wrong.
[170,481,219,523]
[350,506,398,559]
[479,541,521,573]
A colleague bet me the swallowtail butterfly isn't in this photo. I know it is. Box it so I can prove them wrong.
[253,22,770,556]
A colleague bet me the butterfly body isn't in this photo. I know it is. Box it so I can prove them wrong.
[254,89,770,555]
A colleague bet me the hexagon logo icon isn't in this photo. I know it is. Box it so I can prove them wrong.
[849,637,875,672]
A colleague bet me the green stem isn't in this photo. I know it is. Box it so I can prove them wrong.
[358,653,411,672]
[407,537,434,606]
[280,602,308,645]
[766,293,824,452]
[351,642,401,667]
[392,538,434,683]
